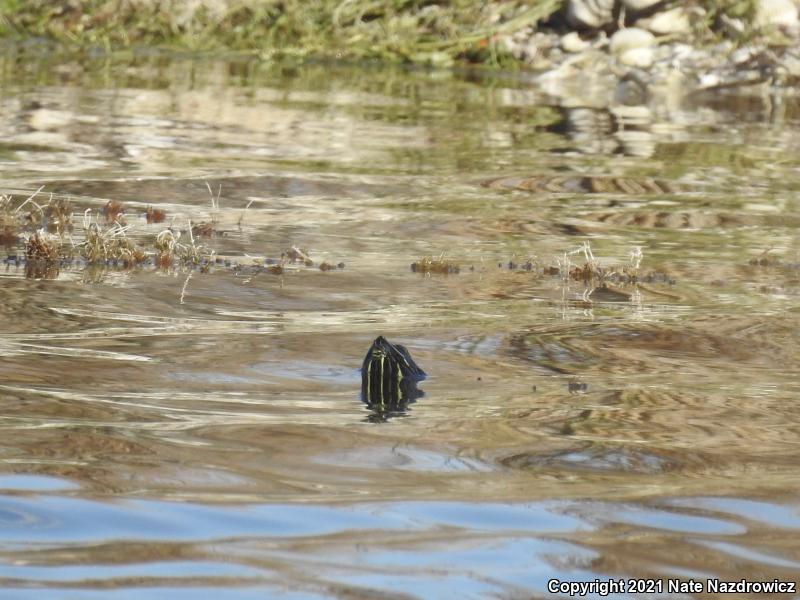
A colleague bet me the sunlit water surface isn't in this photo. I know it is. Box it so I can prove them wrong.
[0,50,799,598]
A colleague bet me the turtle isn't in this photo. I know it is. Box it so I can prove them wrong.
[361,336,426,410]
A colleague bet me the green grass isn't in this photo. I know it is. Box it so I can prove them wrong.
[0,0,778,65]
[0,0,562,64]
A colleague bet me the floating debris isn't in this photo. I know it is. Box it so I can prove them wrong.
[319,262,336,271]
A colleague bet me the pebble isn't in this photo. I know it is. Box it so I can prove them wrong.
[561,31,590,53]
[567,0,663,29]
[757,0,799,29]
[609,27,656,68]
[619,46,654,68]
[644,6,693,35]
[566,0,615,29]
[609,27,655,55]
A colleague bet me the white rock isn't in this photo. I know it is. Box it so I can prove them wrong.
[561,32,591,53]
[645,7,693,34]
[731,46,757,64]
[757,0,799,28]
[610,27,656,55]
[699,73,721,88]
[619,46,655,68]
[566,0,615,29]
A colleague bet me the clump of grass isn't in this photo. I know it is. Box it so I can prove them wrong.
[80,213,147,266]
[26,229,61,262]
[0,225,18,250]
[319,261,345,271]
[0,195,21,250]
[283,246,314,267]
[553,242,606,284]
[749,248,780,267]
[175,220,215,268]
[103,200,125,224]
[545,243,675,287]
[146,206,167,224]
[191,221,215,238]
[154,228,177,268]
[45,197,73,235]
[411,253,460,274]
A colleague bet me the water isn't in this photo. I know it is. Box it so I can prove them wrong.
[1,49,799,597]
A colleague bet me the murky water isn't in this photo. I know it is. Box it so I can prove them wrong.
[1,49,800,598]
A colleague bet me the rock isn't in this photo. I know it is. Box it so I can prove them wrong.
[610,27,655,55]
[566,0,616,29]
[610,27,656,68]
[567,0,670,29]
[731,46,758,65]
[619,47,655,68]
[756,0,799,28]
[643,6,693,34]
[718,14,746,37]
[615,74,649,105]
[699,73,722,88]
[561,32,590,53]
[609,27,656,69]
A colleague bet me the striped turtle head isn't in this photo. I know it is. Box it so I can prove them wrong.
[361,336,426,413]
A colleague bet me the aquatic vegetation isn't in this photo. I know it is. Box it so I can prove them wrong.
[749,248,780,267]
[45,197,73,235]
[80,211,148,266]
[25,229,61,262]
[0,225,18,250]
[154,228,178,269]
[283,246,314,267]
[411,253,460,274]
[190,221,215,238]
[146,206,167,224]
[103,199,125,224]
